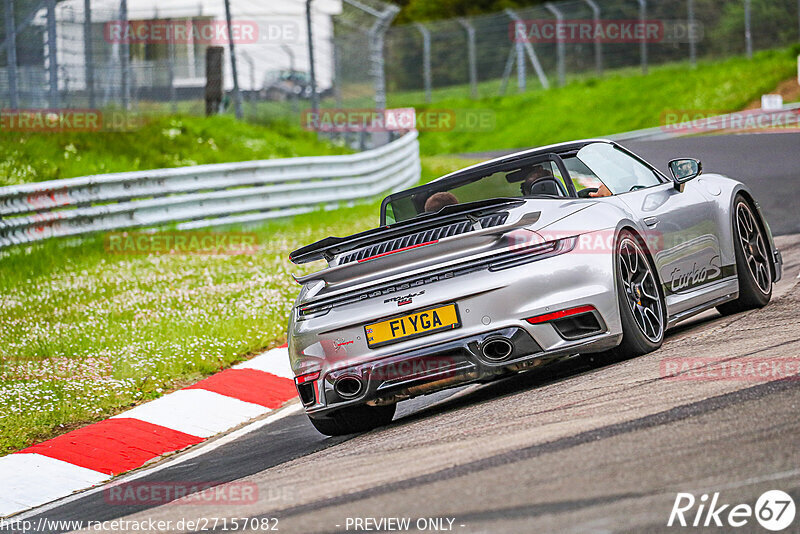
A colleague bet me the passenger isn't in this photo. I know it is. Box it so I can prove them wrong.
[424,192,459,213]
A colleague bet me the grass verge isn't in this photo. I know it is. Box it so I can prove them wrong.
[0,156,475,455]
[0,114,348,187]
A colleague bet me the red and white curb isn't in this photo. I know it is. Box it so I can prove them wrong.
[0,345,295,518]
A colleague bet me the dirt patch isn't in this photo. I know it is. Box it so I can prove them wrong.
[744,77,800,109]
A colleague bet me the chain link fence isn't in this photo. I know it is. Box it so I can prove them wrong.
[383,0,800,101]
[0,0,798,140]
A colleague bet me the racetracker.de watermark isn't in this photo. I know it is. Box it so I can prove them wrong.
[505,228,666,255]
[660,357,800,382]
[510,19,702,43]
[104,19,261,44]
[661,109,800,134]
[366,356,458,381]
[104,232,259,255]
[300,108,495,133]
[0,109,146,132]
[103,481,261,506]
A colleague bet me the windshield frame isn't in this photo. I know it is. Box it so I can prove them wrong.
[380,152,576,225]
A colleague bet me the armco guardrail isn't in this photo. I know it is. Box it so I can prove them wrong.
[607,103,800,142]
[0,131,421,248]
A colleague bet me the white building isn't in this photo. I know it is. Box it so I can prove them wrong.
[40,0,342,100]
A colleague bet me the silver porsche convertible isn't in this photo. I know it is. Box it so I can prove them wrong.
[287,139,783,435]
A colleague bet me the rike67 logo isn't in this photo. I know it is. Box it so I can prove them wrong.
[668,490,796,531]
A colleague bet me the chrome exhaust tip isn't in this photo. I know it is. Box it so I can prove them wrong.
[481,338,514,362]
[334,375,364,398]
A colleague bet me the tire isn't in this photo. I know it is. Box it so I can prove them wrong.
[308,403,396,436]
[717,196,772,316]
[600,230,666,362]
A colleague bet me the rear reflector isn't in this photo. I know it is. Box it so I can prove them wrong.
[525,305,596,325]
[295,371,320,384]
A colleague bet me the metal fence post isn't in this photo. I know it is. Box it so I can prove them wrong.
[545,2,565,87]
[414,23,432,103]
[243,52,257,118]
[515,22,526,91]
[688,0,696,67]
[119,0,129,109]
[46,0,59,108]
[369,6,399,111]
[306,0,319,116]
[332,38,342,108]
[83,0,94,107]
[167,38,176,112]
[279,44,298,112]
[505,9,550,90]
[3,0,18,108]
[368,24,383,110]
[744,0,753,59]
[335,0,398,115]
[457,18,478,99]
[638,0,648,74]
[281,44,295,73]
[499,45,516,96]
[582,0,602,75]
[224,0,243,119]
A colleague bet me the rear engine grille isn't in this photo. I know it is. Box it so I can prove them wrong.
[338,213,508,265]
[298,237,573,320]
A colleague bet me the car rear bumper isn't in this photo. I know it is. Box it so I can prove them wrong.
[297,325,621,418]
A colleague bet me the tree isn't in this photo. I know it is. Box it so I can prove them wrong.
[394,0,546,24]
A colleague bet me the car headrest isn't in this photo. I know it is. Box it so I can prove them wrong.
[522,176,559,196]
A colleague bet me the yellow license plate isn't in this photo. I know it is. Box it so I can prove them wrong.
[365,304,461,348]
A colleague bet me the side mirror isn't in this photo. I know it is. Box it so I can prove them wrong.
[668,158,702,192]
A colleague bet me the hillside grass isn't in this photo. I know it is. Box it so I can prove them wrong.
[0,114,348,187]
[404,48,800,155]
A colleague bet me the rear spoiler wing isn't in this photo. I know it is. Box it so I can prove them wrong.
[288,199,525,264]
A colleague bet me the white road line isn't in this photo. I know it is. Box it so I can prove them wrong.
[234,347,293,378]
[692,468,800,494]
[111,389,269,438]
[0,454,108,517]
[11,403,303,521]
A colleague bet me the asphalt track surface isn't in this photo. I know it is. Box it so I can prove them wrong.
[468,132,800,236]
[623,133,800,236]
[15,133,800,534]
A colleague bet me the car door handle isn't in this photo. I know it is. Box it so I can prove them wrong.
[644,217,659,227]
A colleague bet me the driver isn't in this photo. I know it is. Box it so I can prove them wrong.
[588,183,612,197]
[522,164,612,198]
[520,165,554,196]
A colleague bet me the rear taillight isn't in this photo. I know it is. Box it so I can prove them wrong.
[488,236,576,271]
[525,305,596,324]
[296,371,320,384]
